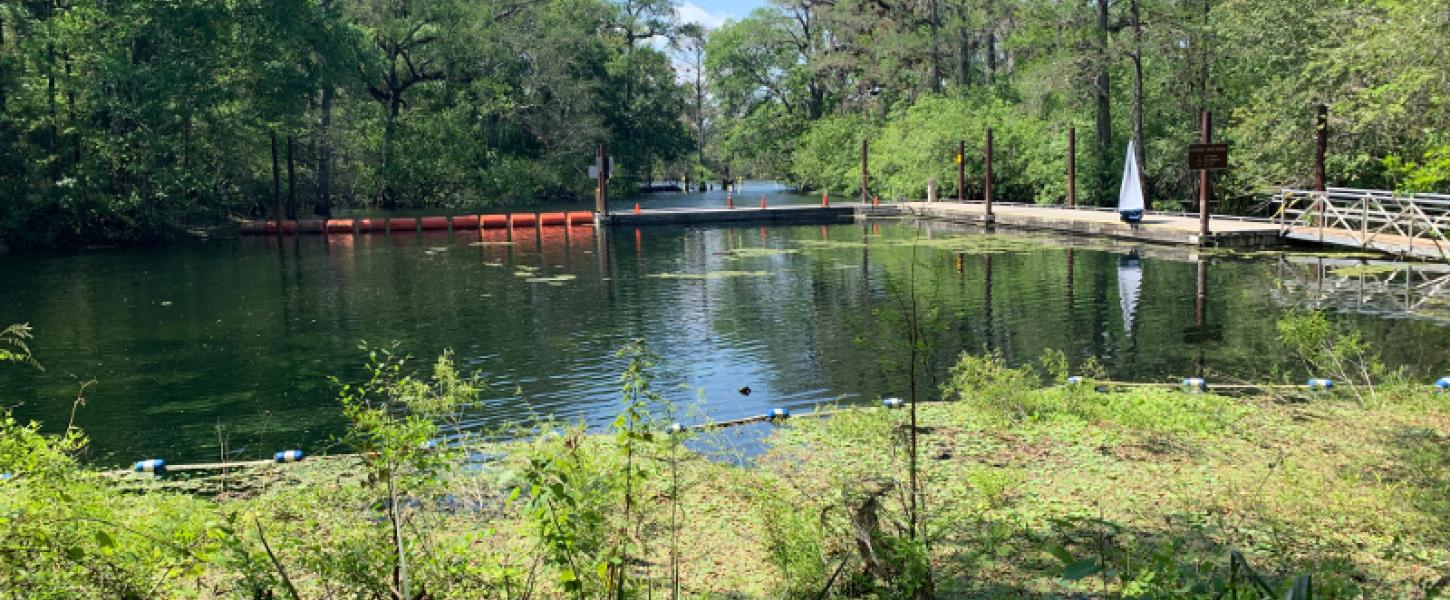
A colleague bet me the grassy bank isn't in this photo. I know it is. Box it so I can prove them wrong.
[4,346,1448,599]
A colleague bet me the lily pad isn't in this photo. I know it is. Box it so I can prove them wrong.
[648,270,770,280]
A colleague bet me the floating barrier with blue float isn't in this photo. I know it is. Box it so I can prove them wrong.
[110,375,1450,478]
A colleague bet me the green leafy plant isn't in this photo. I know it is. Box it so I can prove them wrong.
[334,344,480,600]
[1276,310,1384,404]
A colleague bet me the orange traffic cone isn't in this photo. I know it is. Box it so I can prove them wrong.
[760,194,767,209]
[872,195,880,207]
[634,203,641,215]
[727,193,734,209]
[822,191,829,207]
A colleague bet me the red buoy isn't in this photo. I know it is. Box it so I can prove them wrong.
[264,220,299,235]
[510,213,537,228]
[325,219,355,234]
[481,214,508,229]
[540,212,568,227]
[452,215,480,230]
[567,211,594,226]
[388,217,418,233]
[419,216,448,231]
[357,218,387,233]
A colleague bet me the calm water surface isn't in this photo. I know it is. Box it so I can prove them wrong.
[4,186,1448,466]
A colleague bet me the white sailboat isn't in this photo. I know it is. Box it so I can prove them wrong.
[1118,253,1143,337]
[1118,140,1146,223]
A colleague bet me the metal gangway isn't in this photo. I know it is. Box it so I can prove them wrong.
[1273,188,1450,261]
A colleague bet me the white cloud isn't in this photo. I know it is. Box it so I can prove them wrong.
[676,2,730,30]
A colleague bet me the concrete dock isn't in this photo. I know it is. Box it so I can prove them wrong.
[603,201,1285,249]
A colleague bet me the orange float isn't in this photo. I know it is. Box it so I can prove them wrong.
[481,214,508,229]
[420,216,449,230]
[299,220,325,233]
[264,220,299,235]
[356,218,387,233]
[452,215,480,230]
[510,213,538,228]
[389,218,418,233]
[567,211,594,226]
[325,219,355,234]
[539,212,567,227]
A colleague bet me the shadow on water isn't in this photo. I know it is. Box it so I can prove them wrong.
[1,216,1448,466]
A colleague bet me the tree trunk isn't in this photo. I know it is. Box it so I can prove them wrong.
[1095,0,1112,200]
[985,0,996,84]
[380,97,401,207]
[929,0,942,93]
[1131,0,1144,172]
[316,85,334,217]
[271,131,282,221]
[286,135,297,220]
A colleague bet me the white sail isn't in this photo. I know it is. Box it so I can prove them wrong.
[1118,140,1145,213]
[1118,255,1142,337]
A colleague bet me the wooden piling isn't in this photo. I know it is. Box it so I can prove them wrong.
[1067,127,1077,208]
[984,128,994,217]
[957,140,966,203]
[861,139,869,204]
[596,145,609,216]
[1199,112,1211,239]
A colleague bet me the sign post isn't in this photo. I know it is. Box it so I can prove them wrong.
[1190,113,1225,239]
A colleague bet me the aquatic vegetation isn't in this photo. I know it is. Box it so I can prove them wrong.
[647,270,770,280]
[719,247,800,258]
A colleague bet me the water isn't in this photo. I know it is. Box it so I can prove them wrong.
[4,190,1448,466]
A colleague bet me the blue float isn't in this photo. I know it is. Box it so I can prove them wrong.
[133,459,166,474]
[1436,377,1450,390]
[882,397,904,409]
[666,422,685,434]
[0,473,12,482]
[768,408,790,420]
[1306,378,1334,391]
[273,450,305,463]
[1181,378,1208,393]
[1066,376,1085,386]
[419,439,440,451]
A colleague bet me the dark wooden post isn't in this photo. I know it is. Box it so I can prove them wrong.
[1315,105,1328,242]
[984,128,994,217]
[286,135,297,220]
[1314,105,1328,192]
[1067,127,1077,207]
[270,131,282,233]
[860,139,869,204]
[596,145,608,216]
[957,140,966,203]
[1199,112,1211,239]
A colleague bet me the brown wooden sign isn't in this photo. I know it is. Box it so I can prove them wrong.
[1188,143,1229,170]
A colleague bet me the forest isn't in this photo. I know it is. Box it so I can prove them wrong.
[0,0,1447,248]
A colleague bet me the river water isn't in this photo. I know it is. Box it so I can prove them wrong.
[4,184,1447,466]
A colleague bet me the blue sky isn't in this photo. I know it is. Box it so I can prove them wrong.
[676,1,768,28]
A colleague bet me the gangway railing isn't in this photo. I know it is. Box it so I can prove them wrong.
[1273,188,1450,260]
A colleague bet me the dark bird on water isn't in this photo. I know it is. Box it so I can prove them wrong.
[738,386,752,396]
